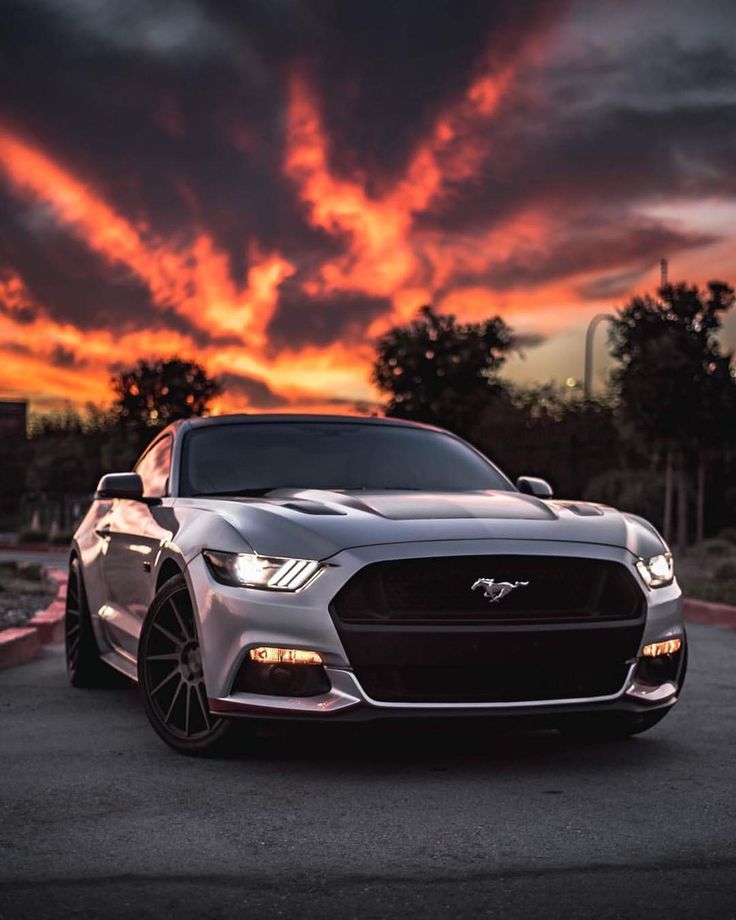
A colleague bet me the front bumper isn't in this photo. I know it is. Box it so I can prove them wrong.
[187,538,685,722]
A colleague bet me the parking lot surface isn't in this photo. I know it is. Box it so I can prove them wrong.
[1,624,735,919]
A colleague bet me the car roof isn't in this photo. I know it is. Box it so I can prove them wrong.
[168,413,447,436]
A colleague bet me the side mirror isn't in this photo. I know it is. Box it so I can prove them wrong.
[516,476,554,499]
[96,472,144,501]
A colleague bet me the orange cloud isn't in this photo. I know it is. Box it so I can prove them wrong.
[283,65,515,323]
[0,129,294,347]
[1,37,721,420]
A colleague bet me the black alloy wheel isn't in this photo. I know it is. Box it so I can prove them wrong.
[138,574,240,755]
[66,556,118,687]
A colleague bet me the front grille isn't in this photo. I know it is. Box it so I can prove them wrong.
[330,555,645,704]
[332,555,643,625]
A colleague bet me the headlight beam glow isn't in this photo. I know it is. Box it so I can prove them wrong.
[203,550,324,591]
[635,552,674,588]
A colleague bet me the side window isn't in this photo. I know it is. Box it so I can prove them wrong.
[135,436,172,498]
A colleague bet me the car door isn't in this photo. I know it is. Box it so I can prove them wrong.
[98,435,173,658]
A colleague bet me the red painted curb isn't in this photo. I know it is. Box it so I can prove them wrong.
[684,597,736,630]
[27,569,68,646]
[28,599,66,644]
[0,543,68,553]
[0,626,42,669]
[0,567,69,670]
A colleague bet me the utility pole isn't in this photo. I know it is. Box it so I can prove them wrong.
[583,313,614,400]
[660,258,668,287]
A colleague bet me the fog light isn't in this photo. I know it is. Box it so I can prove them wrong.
[234,652,331,697]
[248,647,323,665]
[642,638,682,658]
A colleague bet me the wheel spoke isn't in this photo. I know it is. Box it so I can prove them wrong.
[152,621,183,647]
[144,587,218,740]
[168,597,191,642]
[68,636,80,660]
[165,680,185,723]
[195,683,211,730]
[150,666,180,697]
[66,623,80,637]
[184,684,192,736]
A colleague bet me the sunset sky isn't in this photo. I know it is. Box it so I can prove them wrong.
[1,0,735,414]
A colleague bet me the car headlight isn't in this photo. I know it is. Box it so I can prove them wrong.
[635,552,674,588]
[203,550,324,591]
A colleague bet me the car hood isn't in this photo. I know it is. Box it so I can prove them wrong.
[173,489,666,561]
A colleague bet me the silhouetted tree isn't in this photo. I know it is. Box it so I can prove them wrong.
[27,416,98,496]
[23,407,116,529]
[609,281,736,549]
[469,386,620,501]
[372,305,514,435]
[110,358,221,440]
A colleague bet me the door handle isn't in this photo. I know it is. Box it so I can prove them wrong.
[95,524,112,538]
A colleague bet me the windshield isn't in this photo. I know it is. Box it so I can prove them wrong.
[179,421,513,496]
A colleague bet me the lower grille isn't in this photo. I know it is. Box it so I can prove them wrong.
[333,621,642,703]
[356,662,630,703]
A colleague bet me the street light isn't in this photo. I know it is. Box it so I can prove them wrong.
[583,313,614,400]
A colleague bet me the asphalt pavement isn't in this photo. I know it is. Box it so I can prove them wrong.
[1,624,735,920]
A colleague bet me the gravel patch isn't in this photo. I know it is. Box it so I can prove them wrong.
[0,562,57,630]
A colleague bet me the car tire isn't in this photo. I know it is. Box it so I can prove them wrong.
[65,556,120,688]
[137,574,244,757]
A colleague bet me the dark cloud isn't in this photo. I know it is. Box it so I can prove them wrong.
[0,0,734,372]
[0,189,248,349]
[420,41,736,236]
[577,267,653,301]
[1,340,32,357]
[218,371,287,410]
[49,344,81,368]
[0,297,35,325]
[217,369,368,410]
[268,283,391,349]
[260,0,567,186]
[0,190,156,326]
[449,217,717,294]
[0,0,564,290]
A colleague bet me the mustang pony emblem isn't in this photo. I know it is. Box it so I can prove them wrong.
[471,578,529,603]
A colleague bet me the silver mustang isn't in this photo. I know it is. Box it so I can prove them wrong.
[67,414,686,755]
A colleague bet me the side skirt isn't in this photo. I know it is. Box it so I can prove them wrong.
[100,649,138,682]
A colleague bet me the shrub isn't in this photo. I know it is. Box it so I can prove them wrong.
[582,468,665,525]
[679,576,736,606]
[17,528,49,544]
[50,530,74,545]
[696,538,735,557]
[714,560,736,580]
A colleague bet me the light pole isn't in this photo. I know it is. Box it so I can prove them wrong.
[583,313,614,400]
